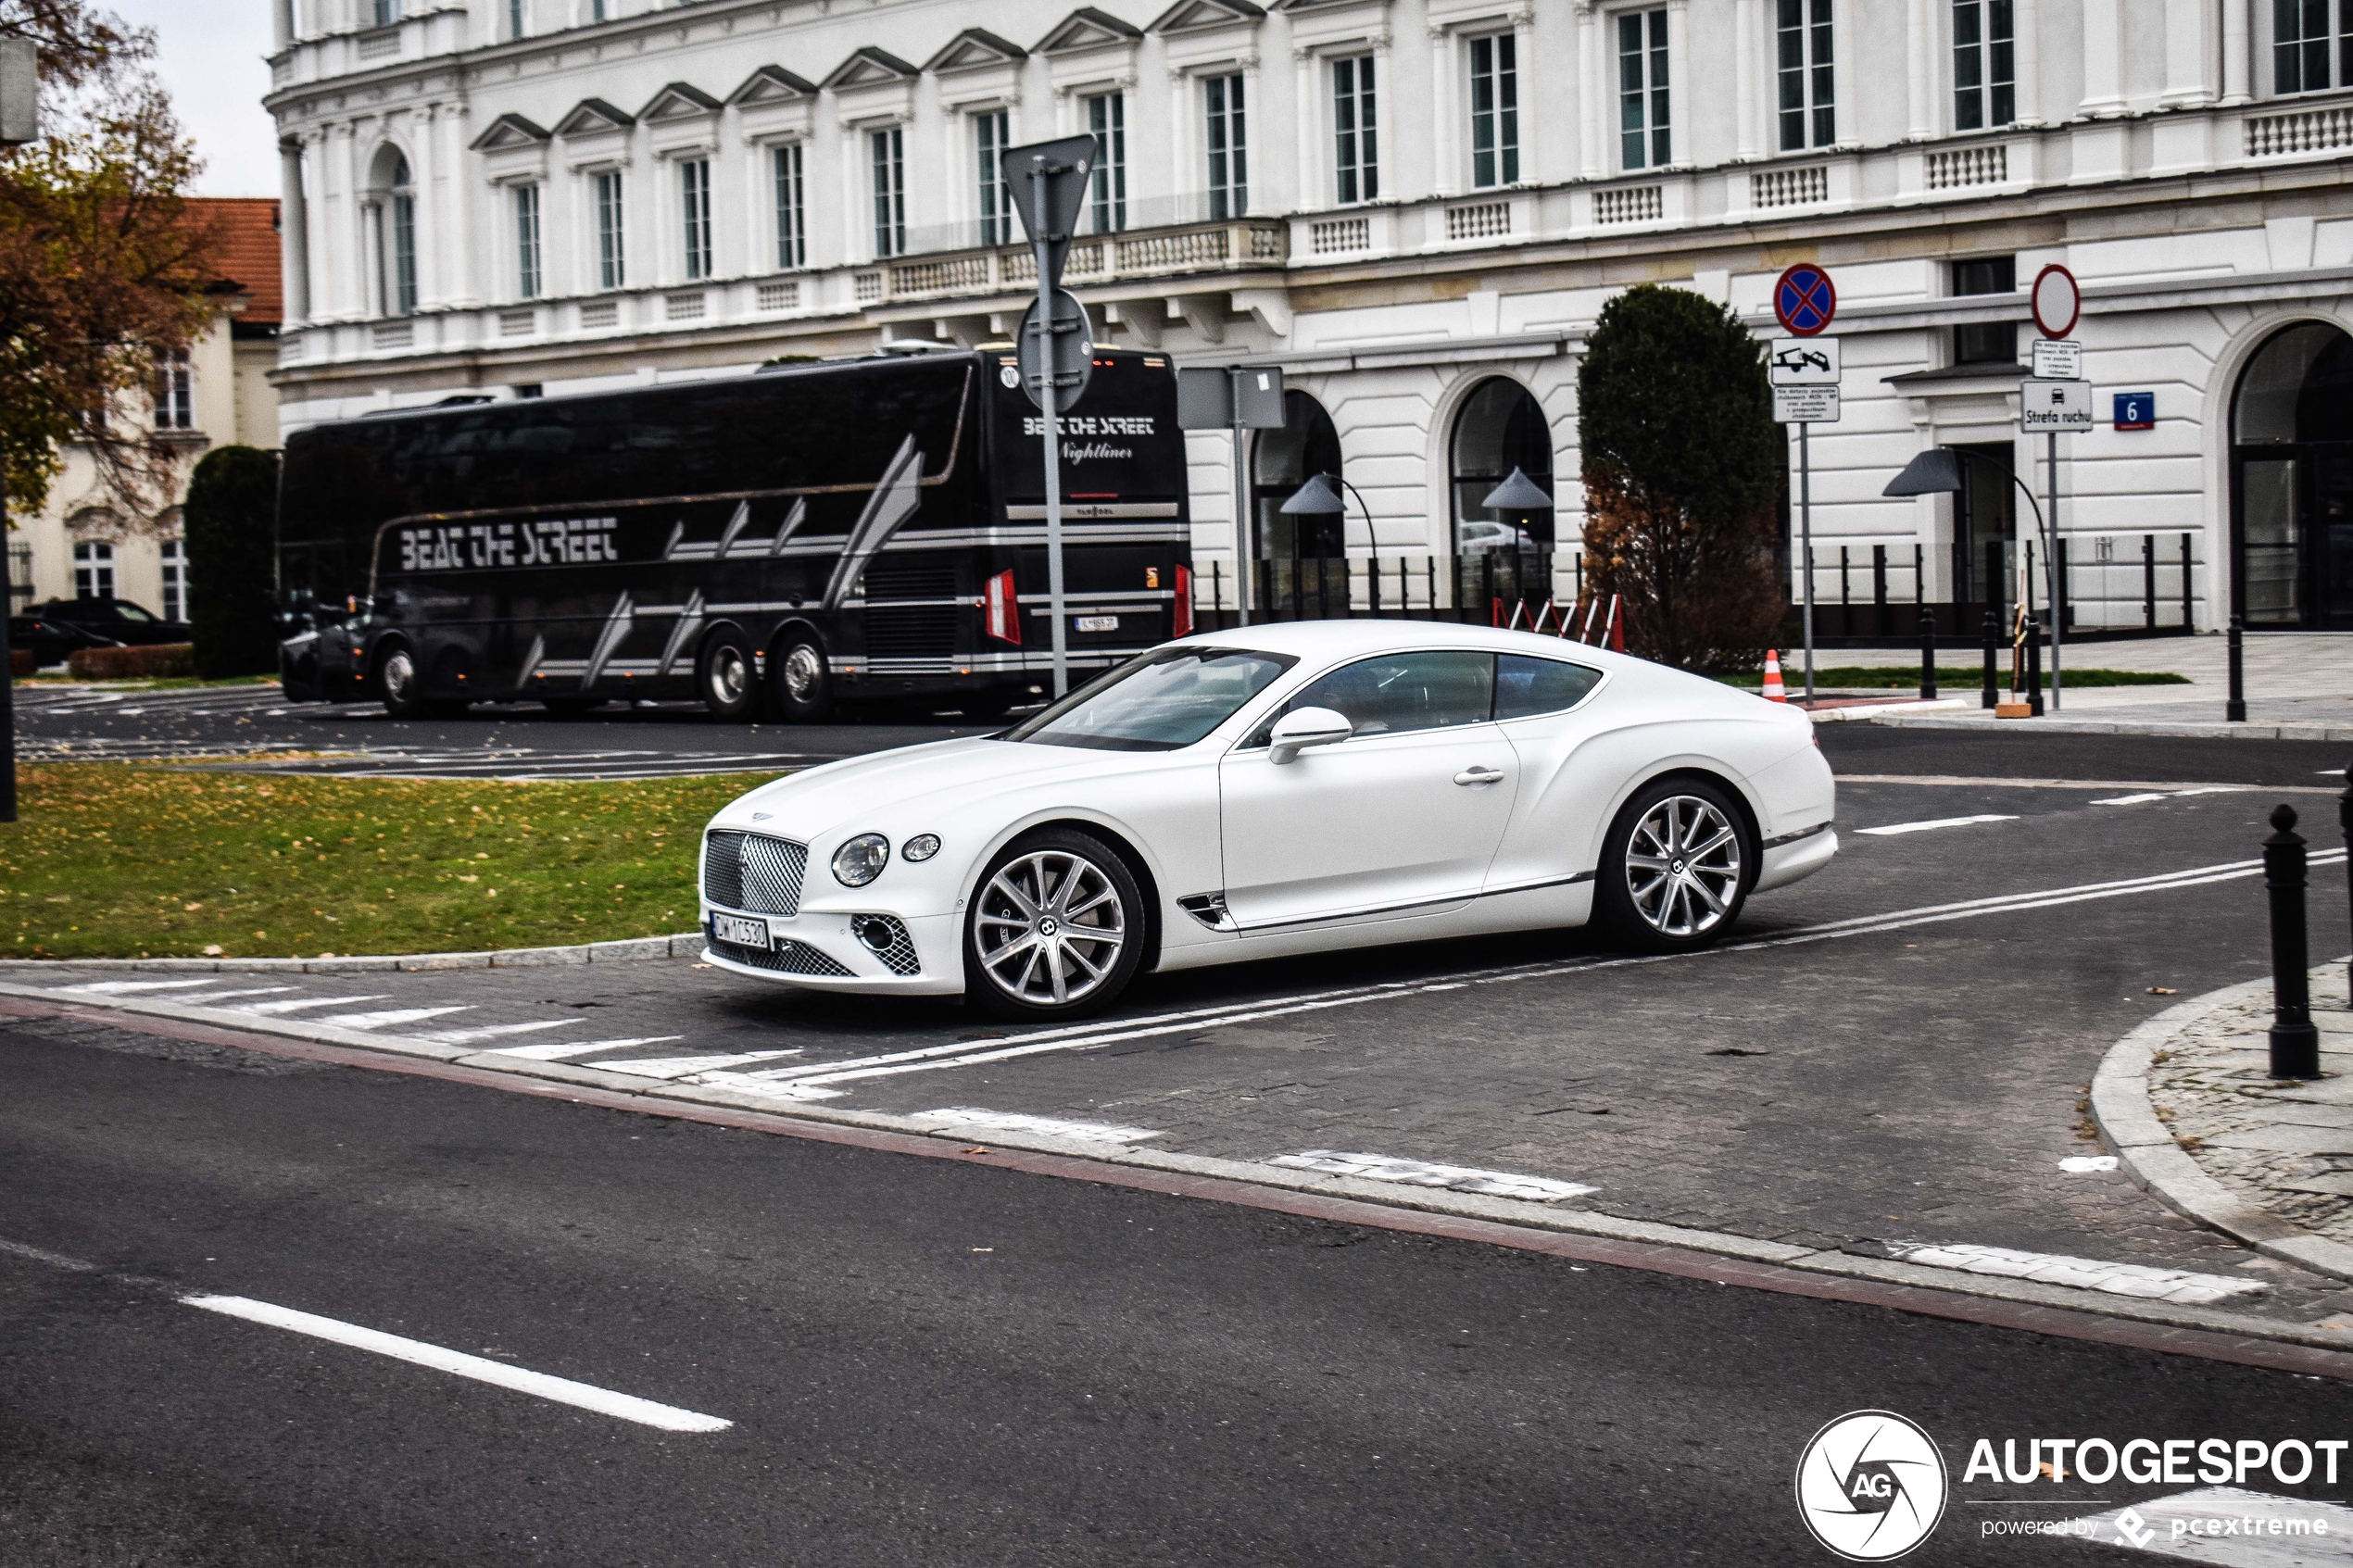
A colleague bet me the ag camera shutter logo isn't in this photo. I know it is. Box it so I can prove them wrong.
[1795,1411,1948,1561]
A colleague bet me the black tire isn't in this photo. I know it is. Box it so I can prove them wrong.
[963,828,1147,1021]
[697,629,761,721]
[768,632,833,723]
[376,643,427,719]
[1592,776,1755,953]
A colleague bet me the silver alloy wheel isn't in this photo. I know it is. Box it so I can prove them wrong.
[782,644,824,703]
[707,644,750,707]
[1622,795,1743,939]
[381,647,416,703]
[974,849,1128,1007]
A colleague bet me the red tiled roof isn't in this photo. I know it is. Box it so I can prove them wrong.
[192,196,283,326]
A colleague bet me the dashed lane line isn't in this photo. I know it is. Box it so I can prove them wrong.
[1855,813,2020,836]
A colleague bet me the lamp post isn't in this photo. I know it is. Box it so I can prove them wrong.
[1479,466,1555,625]
[0,34,38,823]
[1883,446,2053,715]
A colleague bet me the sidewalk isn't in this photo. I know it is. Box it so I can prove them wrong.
[2094,961,2353,1286]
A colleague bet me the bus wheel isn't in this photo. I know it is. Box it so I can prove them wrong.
[770,635,833,723]
[377,645,427,719]
[698,631,761,721]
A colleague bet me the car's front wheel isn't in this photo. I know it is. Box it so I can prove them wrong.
[698,631,761,721]
[1592,778,1753,952]
[377,644,426,719]
[963,829,1146,1020]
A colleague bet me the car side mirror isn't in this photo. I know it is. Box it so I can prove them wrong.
[1268,706,1353,764]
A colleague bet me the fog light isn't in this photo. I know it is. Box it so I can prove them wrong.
[902,834,940,861]
[854,917,897,951]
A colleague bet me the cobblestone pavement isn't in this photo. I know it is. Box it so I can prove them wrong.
[2150,963,2353,1243]
[17,771,2353,1332]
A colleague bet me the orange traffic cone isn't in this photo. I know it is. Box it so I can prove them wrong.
[1761,649,1788,702]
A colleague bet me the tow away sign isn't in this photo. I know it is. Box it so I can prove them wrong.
[2020,378,2095,433]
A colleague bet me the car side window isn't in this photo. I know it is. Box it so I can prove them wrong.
[113,603,153,622]
[1495,654,1602,721]
[1252,650,1496,745]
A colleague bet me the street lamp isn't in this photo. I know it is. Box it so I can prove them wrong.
[1883,445,2062,710]
[0,33,38,823]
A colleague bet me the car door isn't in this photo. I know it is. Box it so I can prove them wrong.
[1218,649,1518,929]
[1483,652,1617,894]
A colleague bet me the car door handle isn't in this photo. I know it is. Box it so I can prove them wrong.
[1453,766,1506,786]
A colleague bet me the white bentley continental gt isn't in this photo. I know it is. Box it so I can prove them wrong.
[697,621,1837,1019]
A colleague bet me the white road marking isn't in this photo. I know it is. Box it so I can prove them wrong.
[415,1021,568,1046]
[162,987,299,1005]
[1855,813,2020,836]
[60,979,224,995]
[2093,787,2250,807]
[2070,1487,2353,1562]
[1885,1243,2265,1305]
[698,848,2347,1099]
[226,995,393,1015]
[476,1035,686,1060]
[589,1049,802,1080]
[1269,1151,1597,1202]
[2091,793,2172,806]
[904,1108,1164,1145]
[180,1294,731,1433]
[315,1006,472,1031]
[2058,1155,2120,1173]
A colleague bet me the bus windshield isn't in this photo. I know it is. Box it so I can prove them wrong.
[1006,646,1296,751]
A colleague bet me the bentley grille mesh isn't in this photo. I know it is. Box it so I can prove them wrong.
[703,831,807,915]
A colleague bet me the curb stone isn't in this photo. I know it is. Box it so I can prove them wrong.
[2091,964,2353,1286]
[9,980,2353,1356]
[0,932,707,974]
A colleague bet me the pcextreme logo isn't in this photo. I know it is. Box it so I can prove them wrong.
[1795,1411,1950,1561]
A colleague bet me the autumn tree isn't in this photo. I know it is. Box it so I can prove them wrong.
[0,0,218,522]
[1576,283,1784,671]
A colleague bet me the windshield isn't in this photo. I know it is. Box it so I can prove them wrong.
[1006,646,1297,751]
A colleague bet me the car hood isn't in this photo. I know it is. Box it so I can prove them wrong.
[712,735,1170,843]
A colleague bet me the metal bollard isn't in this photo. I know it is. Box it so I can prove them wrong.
[2267,804,2322,1081]
[2024,615,2045,718]
[2227,614,2247,723]
[1981,609,1999,709]
[1919,609,1937,702]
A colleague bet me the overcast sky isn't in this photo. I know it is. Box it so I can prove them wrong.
[112,0,279,197]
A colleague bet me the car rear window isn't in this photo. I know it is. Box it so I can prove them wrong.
[1495,654,1603,720]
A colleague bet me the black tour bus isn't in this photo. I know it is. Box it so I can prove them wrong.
[275,345,1191,721]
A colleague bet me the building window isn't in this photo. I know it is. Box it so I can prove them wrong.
[870,128,905,258]
[160,539,187,623]
[153,349,193,431]
[773,143,805,269]
[6,542,29,610]
[1205,74,1247,220]
[371,0,400,24]
[1332,56,1378,205]
[1618,7,1671,169]
[513,184,542,299]
[590,0,604,18]
[975,109,1012,247]
[507,0,523,38]
[1085,93,1126,233]
[593,169,624,289]
[73,541,115,599]
[1953,0,2014,131]
[1951,255,2017,365]
[2273,0,2351,94]
[679,157,711,281]
[1778,0,1835,150]
[389,182,416,313]
[1468,35,1518,189]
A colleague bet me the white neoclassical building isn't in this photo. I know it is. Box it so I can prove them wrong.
[268,0,2353,634]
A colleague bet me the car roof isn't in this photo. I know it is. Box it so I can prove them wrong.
[1180,617,1633,667]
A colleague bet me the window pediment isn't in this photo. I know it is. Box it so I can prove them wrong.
[926,28,1029,72]
[468,112,549,152]
[728,64,819,107]
[553,98,634,137]
[638,82,722,122]
[823,46,921,91]
[1151,0,1265,33]
[1038,6,1146,56]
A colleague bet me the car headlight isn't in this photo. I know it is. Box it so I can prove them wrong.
[831,833,889,886]
[902,834,941,862]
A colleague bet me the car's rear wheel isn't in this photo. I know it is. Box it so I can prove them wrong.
[1592,778,1753,953]
[963,829,1145,1020]
[377,644,426,719]
[770,634,833,723]
[698,631,761,721]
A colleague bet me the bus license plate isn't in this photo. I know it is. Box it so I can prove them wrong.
[711,913,771,950]
[1076,615,1120,632]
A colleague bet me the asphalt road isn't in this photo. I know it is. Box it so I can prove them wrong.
[6,1015,2351,1567]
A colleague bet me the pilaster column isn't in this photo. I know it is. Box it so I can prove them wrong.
[279,139,311,324]
[2011,0,2044,124]
[443,104,478,308]
[1734,0,1760,157]
[1905,0,1932,140]
[2079,0,2126,117]
[1576,2,1601,177]
[2221,0,2252,105]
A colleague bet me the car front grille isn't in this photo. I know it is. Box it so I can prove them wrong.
[703,831,806,915]
[705,932,855,976]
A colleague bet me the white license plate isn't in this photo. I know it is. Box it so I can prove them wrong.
[1075,615,1120,632]
[711,912,771,949]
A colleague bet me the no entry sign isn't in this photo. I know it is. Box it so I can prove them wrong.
[1773,263,1837,336]
[2031,263,2081,340]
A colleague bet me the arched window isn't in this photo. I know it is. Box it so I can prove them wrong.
[369,148,417,316]
[1251,390,1344,564]
[1450,378,1554,553]
[2231,322,2353,628]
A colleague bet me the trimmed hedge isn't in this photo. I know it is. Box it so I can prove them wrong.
[184,445,283,679]
[68,643,196,680]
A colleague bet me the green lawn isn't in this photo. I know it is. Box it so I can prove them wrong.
[0,764,768,960]
[1718,666,2191,689]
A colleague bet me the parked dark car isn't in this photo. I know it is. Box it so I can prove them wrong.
[14,597,191,669]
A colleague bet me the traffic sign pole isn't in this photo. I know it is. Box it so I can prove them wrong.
[1032,166,1068,698]
[2046,429,2062,710]
[1799,423,1816,703]
[1771,264,1838,705]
